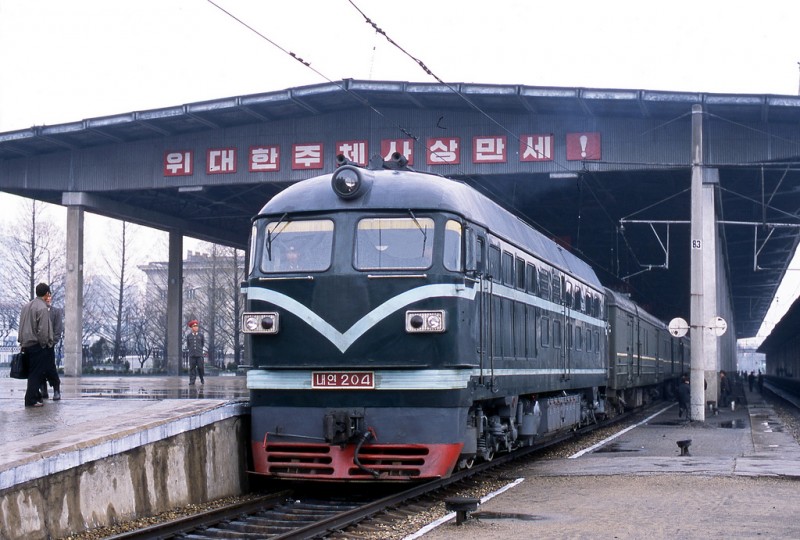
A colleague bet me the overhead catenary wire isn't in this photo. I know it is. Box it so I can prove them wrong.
[203,0,647,284]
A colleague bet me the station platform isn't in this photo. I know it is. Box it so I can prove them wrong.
[0,372,250,540]
[422,383,800,539]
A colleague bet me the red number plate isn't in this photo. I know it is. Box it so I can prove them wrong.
[312,371,375,389]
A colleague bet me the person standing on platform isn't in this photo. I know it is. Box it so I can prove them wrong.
[748,371,755,393]
[677,375,691,419]
[39,292,63,401]
[186,320,205,385]
[17,283,54,407]
[719,370,732,409]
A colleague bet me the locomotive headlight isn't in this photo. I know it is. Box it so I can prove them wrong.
[405,310,446,333]
[242,312,279,334]
[331,165,372,200]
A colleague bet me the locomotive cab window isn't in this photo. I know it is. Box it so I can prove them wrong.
[248,224,258,276]
[261,219,334,273]
[355,217,434,270]
[443,220,463,271]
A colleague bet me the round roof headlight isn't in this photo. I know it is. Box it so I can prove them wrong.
[331,165,364,199]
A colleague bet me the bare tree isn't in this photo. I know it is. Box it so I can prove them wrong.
[1,199,65,303]
[137,260,169,372]
[100,221,140,363]
[184,244,245,370]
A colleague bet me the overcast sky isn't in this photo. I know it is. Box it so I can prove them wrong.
[0,0,798,339]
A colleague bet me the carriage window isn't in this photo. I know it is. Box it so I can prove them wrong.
[541,316,550,347]
[576,326,583,351]
[539,269,551,300]
[552,274,562,304]
[565,282,572,308]
[488,245,501,281]
[553,319,562,347]
[261,219,334,273]
[574,286,582,311]
[585,292,592,314]
[502,251,514,285]
[515,257,525,289]
[443,220,462,271]
[526,263,538,295]
[355,217,434,270]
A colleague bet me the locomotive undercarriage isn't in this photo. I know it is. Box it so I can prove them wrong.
[456,387,605,470]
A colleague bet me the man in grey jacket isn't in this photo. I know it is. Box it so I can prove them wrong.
[18,283,54,407]
[39,293,63,400]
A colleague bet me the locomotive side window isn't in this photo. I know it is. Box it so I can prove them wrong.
[502,251,514,285]
[476,237,485,272]
[262,219,334,273]
[443,220,463,271]
[488,245,501,281]
[355,217,434,270]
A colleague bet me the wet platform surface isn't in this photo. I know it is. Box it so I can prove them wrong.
[423,383,800,539]
[0,372,249,490]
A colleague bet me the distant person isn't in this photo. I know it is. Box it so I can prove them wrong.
[719,370,732,409]
[748,371,755,393]
[17,283,54,407]
[186,320,205,385]
[39,292,63,401]
[677,375,690,419]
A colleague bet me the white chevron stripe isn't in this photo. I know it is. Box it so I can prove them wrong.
[247,283,477,352]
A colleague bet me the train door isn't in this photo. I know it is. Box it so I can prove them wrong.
[625,313,635,383]
[471,234,491,380]
[562,276,571,379]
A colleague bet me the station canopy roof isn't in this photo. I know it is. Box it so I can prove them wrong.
[2,80,800,340]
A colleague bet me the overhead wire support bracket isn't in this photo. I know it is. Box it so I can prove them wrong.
[618,219,681,280]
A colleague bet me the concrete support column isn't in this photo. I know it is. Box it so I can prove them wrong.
[689,104,720,422]
[166,231,183,375]
[64,205,84,377]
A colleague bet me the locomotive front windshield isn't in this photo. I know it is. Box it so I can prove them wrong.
[354,217,434,270]
[261,219,334,273]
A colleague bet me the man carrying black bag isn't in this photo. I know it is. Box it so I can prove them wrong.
[18,283,55,408]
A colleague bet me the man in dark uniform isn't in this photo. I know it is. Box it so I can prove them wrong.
[186,320,205,385]
[677,375,690,419]
[18,283,54,407]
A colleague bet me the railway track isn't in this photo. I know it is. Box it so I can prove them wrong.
[101,403,652,540]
